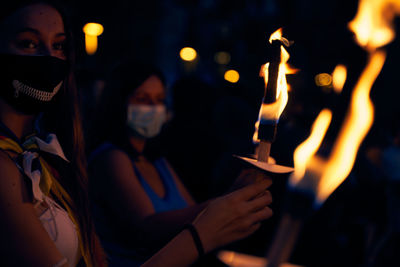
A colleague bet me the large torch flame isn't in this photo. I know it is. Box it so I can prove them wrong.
[290,109,332,185]
[259,2,399,267]
[291,0,398,206]
[348,0,399,50]
[317,51,386,203]
[253,29,297,143]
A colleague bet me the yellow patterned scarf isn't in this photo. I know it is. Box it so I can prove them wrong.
[0,133,90,266]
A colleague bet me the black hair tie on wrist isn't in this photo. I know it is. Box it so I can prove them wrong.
[184,224,205,258]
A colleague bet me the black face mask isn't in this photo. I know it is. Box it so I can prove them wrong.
[0,54,68,115]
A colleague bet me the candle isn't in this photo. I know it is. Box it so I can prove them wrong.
[254,28,294,163]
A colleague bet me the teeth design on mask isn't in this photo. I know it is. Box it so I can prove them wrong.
[12,80,63,101]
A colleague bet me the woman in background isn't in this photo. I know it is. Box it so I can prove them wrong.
[88,59,273,266]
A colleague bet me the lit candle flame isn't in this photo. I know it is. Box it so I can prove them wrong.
[269,28,283,43]
[253,29,297,143]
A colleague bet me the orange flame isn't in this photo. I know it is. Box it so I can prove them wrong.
[348,0,399,50]
[290,0,397,206]
[290,109,332,185]
[269,28,283,43]
[253,29,296,143]
[317,51,386,203]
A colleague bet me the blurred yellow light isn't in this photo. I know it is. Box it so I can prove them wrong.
[332,65,347,93]
[214,51,231,65]
[83,23,104,55]
[315,73,332,87]
[83,23,104,36]
[224,69,240,83]
[180,47,197,61]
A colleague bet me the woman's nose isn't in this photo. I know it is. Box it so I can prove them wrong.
[149,99,158,105]
[38,44,56,57]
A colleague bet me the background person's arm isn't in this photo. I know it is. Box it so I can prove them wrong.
[89,149,215,247]
[141,179,273,267]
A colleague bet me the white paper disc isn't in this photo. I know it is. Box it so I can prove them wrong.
[235,155,294,174]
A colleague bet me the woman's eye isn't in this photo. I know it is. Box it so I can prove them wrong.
[18,40,38,49]
[53,41,66,51]
[135,97,150,104]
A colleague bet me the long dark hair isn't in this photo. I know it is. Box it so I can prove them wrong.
[0,1,105,266]
[88,58,166,159]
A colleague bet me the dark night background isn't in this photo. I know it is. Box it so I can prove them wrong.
[63,1,400,266]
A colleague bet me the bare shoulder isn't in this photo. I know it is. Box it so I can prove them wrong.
[88,146,135,191]
[0,150,31,205]
[107,148,131,163]
[0,151,67,265]
[90,146,132,172]
[88,146,155,218]
[0,149,18,169]
[104,149,136,178]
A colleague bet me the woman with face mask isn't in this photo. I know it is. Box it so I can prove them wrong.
[87,59,274,266]
[0,1,107,266]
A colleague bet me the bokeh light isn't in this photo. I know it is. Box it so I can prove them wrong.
[83,22,104,55]
[214,51,231,65]
[224,69,240,83]
[179,47,197,61]
[315,73,332,87]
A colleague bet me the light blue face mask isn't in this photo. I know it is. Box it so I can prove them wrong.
[127,104,167,138]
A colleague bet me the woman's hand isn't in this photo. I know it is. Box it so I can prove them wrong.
[229,167,272,192]
[193,178,273,253]
[141,175,273,267]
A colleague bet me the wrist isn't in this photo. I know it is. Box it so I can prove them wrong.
[184,223,205,258]
[192,219,221,254]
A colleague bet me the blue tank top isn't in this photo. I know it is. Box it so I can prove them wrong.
[90,142,188,213]
[132,158,189,213]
